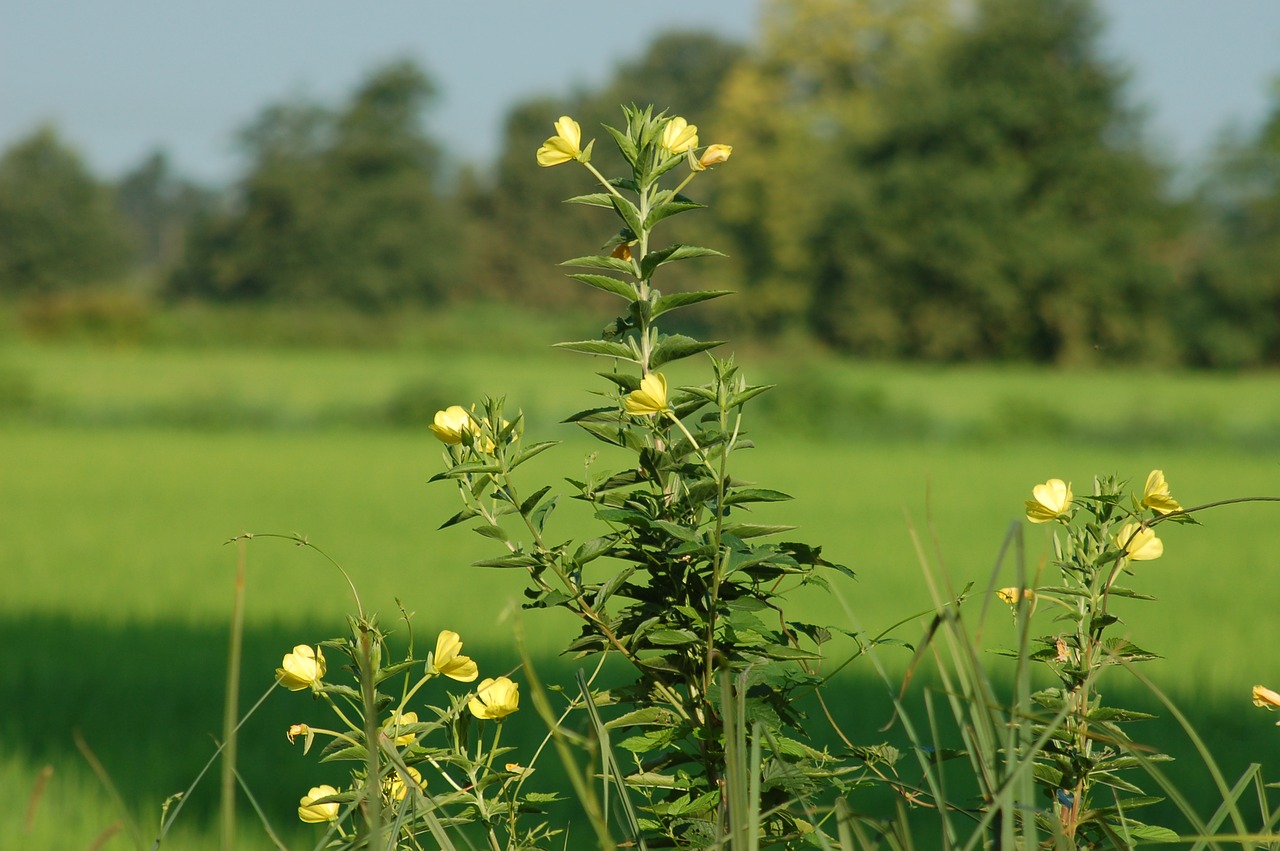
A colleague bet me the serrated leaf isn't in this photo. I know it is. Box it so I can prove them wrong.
[561,255,637,275]
[564,192,614,208]
[639,244,726,279]
[644,200,704,230]
[567,273,637,300]
[649,334,724,369]
[511,440,558,469]
[722,523,797,538]
[553,340,638,361]
[609,195,644,236]
[651,289,733,321]
[724,488,793,506]
[473,553,539,569]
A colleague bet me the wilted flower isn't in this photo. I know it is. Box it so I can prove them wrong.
[429,405,475,445]
[386,765,426,801]
[1025,479,1072,524]
[661,116,699,154]
[277,645,326,691]
[1253,685,1280,710]
[995,587,1036,612]
[1142,469,1182,515]
[1115,522,1163,561]
[536,115,582,166]
[625,373,670,416]
[429,630,479,682]
[383,711,419,746]
[469,676,520,720]
[286,723,310,744]
[298,784,340,823]
[697,144,733,168]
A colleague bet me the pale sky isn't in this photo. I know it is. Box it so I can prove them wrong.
[1,1,1277,184]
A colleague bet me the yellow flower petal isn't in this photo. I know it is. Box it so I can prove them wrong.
[469,676,520,720]
[1141,469,1182,515]
[1025,479,1072,523]
[298,784,340,823]
[430,629,479,682]
[698,144,733,168]
[383,711,420,746]
[1115,522,1163,561]
[661,116,699,154]
[276,645,326,691]
[429,405,473,444]
[537,115,582,166]
[386,765,425,801]
[625,372,670,416]
[1253,685,1280,710]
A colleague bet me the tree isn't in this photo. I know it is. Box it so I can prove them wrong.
[170,60,458,309]
[1179,78,1280,367]
[116,151,213,280]
[0,126,133,296]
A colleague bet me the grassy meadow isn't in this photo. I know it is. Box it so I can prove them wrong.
[5,307,1280,847]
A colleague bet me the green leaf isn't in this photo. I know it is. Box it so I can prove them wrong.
[609,195,645,236]
[644,200,704,230]
[553,340,638,361]
[649,334,723,369]
[730,384,775,407]
[604,706,678,729]
[724,488,793,506]
[603,123,638,166]
[561,255,636,275]
[438,507,479,530]
[530,496,557,534]
[722,523,797,538]
[511,440,559,468]
[645,628,701,647]
[564,192,614,208]
[567,273,637,300]
[473,524,509,542]
[650,289,733,320]
[640,245,726,280]
[762,644,822,661]
[593,565,635,607]
[473,553,539,569]
[1087,706,1157,722]
[573,536,614,567]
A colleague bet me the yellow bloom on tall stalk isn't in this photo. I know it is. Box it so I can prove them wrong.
[1115,522,1163,561]
[1025,479,1072,523]
[298,785,340,823]
[1253,685,1280,710]
[429,405,474,445]
[429,630,479,682]
[386,765,426,801]
[277,644,326,691]
[625,372,671,416]
[661,116,699,154]
[698,144,733,168]
[383,711,420,746]
[1142,469,1182,515]
[536,115,582,166]
[469,676,520,720]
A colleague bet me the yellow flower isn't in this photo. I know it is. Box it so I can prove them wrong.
[298,784,340,823]
[697,144,733,168]
[1142,469,1182,515]
[625,373,670,416]
[386,765,426,801]
[429,630,479,682]
[383,711,419,746]
[1025,479,1072,524]
[1115,522,1163,561]
[995,587,1036,611]
[276,644,326,691]
[286,723,310,743]
[536,115,582,166]
[1253,685,1280,710]
[429,405,474,445]
[661,116,699,154]
[469,676,520,720]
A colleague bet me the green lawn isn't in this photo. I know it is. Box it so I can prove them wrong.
[5,328,1280,846]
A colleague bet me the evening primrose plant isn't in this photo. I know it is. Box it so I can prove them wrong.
[431,106,869,848]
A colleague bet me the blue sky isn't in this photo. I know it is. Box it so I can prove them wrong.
[2,1,1278,184]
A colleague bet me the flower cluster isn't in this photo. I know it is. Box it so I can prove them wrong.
[536,112,731,171]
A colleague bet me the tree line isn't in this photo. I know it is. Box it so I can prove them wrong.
[2,0,1278,367]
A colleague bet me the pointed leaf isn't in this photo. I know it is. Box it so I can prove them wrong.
[553,340,638,361]
[724,488,793,506]
[649,334,724,369]
[650,289,733,320]
[644,200,704,230]
[640,245,726,280]
[564,192,614,208]
[511,440,559,468]
[568,273,637,300]
[609,195,644,236]
[561,255,638,275]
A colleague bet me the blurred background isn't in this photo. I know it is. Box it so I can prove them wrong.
[4,0,1280,846]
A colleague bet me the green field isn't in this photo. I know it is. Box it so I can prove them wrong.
[5,322,1280,847]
